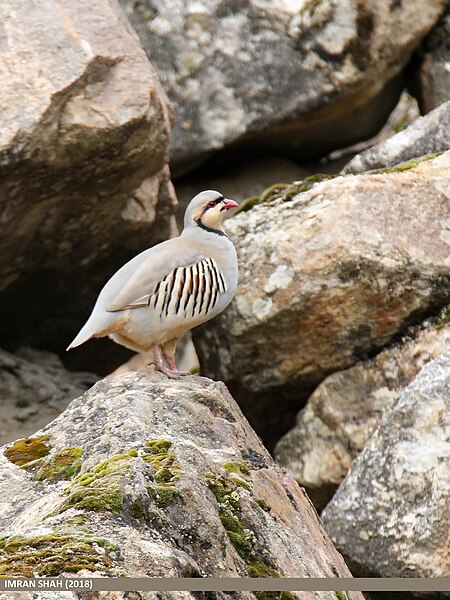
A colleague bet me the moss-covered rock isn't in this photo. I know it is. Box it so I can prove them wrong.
[235,175,336,214]
[4,436,51,466]
[142,439,183,485]
[0,531,118,577]
[34,447,83,482]
[205,469,282,582]
[55,449,138,514]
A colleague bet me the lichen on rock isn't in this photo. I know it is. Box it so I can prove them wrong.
[4,436,51,466]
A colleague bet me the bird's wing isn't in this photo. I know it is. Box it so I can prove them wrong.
[106,247,208,312]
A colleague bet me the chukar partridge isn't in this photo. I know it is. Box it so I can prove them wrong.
[67,190,238,378]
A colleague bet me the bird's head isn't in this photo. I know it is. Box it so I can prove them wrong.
[183,190,239,236]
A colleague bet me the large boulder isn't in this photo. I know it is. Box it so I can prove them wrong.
[343,100,450,174]
[321,353,450,579]
[0,372,363,599]
[413,9,450,114]
[0,0,176,366]
[275,321,450,509]
[0,347,97,446]
[120,0,446,172]
[193,152,450,447]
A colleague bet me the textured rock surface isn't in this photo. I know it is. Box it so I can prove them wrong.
[0,0,176,362]
[120,0,446,171]
[0,372,363,598]
[275,322,450,509]
[343,101,450,174]
[0,347,97,446]
[194,152,450,446]
[322,353,450,579]
[414,10,450,113]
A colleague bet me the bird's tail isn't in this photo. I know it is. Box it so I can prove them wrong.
[66,319,99,351]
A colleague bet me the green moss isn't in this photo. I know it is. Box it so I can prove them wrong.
[147,484,181,509]
[235,175,336,215]
[255,590,296,600]
[435,304,450,330]
[34,447,83,483]
[223,461,251,490]
[142,439,183,485]
[371,152,443,175]
[4,436,51,466]
[0,532,118,577]
[55,450,137,514]
[335,593,349,600]
[205,472,282,582]
[300,0,323,17]
[256,498,271,512]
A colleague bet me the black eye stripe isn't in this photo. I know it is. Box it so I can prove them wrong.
[201,196,225,214]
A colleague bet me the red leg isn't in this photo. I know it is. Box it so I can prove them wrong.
[148,344,188,379]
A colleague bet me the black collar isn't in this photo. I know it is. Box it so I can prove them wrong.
[195,218,227,237]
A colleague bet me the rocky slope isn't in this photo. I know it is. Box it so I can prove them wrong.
[0,372,363,599]
[194,151,450,446]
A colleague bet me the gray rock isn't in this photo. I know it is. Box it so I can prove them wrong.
[0,372,363,599]
[0,0,176,361]
[119,0,446,172]
[415,10,450,113]
[322,353,450,580]
[275,322,450,509]
[0,347,97,446]
[343,101,450,174]
[193,152,450,447]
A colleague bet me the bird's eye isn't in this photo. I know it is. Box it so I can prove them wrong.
[207,200,217,208]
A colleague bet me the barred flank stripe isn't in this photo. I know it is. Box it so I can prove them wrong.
[191,263,200,317]
[148,258,226,321]
[174,267,186,315]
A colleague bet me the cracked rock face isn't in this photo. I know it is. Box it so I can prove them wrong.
[275,322,450,510]
[120,0,446,171]
[321,352,450,579]
[0,0,176,361]
[0,372,363,599]
[193,152,450,447]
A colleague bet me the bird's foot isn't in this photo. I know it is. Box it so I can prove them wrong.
[148,345,190,379]
[147,361,189,380]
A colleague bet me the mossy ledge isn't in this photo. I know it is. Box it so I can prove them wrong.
[4,436,51,466]
[205,470,292,599]
[34,447,83,483]
[0,532,118,577]
[55,449,138,514]
[235,175,336,214]
[369,152,443,175]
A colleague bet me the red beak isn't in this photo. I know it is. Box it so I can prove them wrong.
[222,198,239,210]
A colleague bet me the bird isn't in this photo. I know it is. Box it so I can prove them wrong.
[67,190,239,378]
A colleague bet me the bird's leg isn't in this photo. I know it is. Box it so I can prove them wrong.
[163,353,190,376]
[148,344,187,380]
[162,338,190,377]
